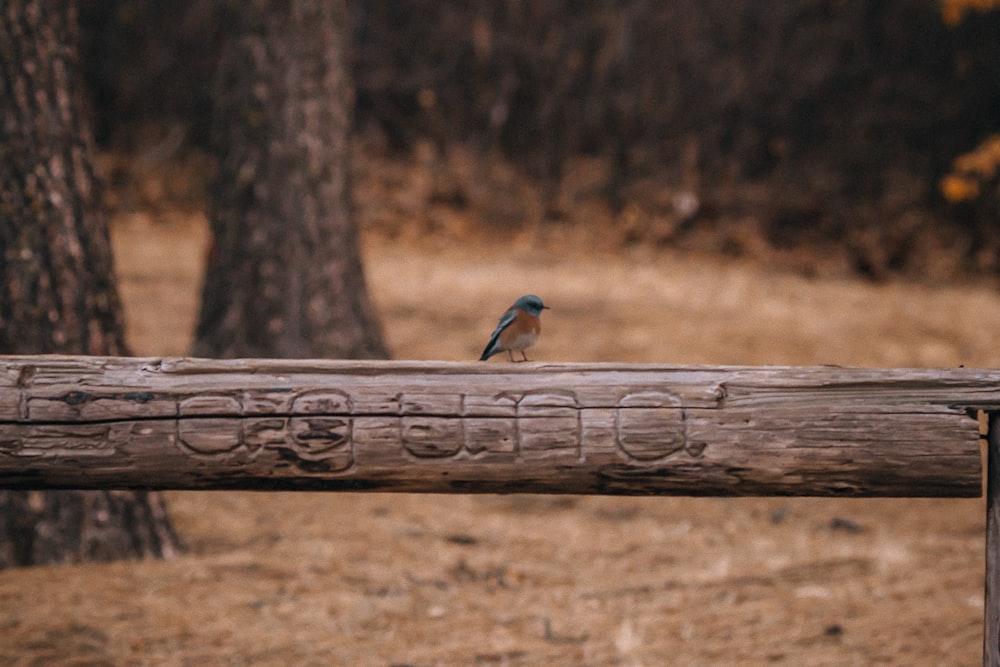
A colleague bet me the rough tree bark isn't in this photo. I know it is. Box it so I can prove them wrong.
[0,0,181,568]
[193,0,388,360]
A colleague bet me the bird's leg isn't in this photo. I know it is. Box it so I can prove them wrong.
[507,350,515,362]
[520,351,530,362]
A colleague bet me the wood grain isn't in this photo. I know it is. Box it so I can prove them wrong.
[0,355,986,496]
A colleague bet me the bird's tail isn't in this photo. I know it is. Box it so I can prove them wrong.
[479,331,501,361]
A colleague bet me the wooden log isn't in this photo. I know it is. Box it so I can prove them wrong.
[0,355,987,496]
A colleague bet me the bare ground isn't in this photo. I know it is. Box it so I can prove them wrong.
[2,210,999,665]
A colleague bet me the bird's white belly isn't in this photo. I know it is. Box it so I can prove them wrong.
[505,331,538,351]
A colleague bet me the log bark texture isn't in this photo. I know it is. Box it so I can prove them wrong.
[0,356,986,497]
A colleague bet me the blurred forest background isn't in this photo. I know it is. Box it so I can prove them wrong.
[80,0,1000,281]
[6,3,1000,662]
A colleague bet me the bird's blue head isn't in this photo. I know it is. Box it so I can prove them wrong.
[514,294,549,316]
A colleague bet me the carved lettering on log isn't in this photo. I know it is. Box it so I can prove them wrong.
[287,390,354,470]
[0,384,774,467]
[513,390,582,461]
[615,391,689,460]
[173,390,358,471]
[398,390,586,462]
[177,395,242,456]
[398,392,464,458]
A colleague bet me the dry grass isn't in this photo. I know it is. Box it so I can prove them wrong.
[0,210,996,665]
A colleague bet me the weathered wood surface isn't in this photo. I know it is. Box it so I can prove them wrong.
[0,355,989,496]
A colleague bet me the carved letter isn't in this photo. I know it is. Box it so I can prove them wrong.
[616,391,687,460]
[512,390,581,461]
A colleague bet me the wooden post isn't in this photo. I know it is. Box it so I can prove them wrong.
[986,411,1000,667]
[0,356,988,495]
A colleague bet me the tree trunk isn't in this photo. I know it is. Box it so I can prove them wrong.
[194,0,388,360]
[0,0,181,568]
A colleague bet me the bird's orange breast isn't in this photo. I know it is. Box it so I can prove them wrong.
[497,309,541,351]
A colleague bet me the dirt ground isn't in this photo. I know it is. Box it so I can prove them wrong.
[3,208,1000,665]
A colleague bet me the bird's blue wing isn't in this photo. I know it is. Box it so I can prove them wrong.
[479,308,517,360]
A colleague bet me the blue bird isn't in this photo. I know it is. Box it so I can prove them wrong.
[479,294,549,362]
